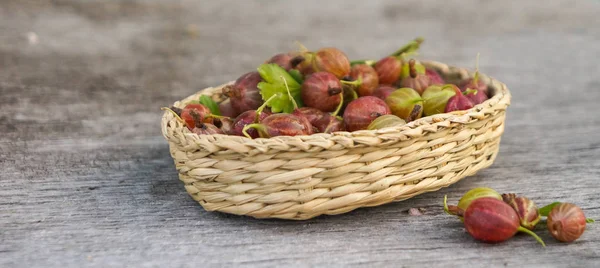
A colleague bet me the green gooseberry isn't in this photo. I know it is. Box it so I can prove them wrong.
[384,87,423,122]
[367,114,407,130]
[422,84,457,116]
[458,187,503,211]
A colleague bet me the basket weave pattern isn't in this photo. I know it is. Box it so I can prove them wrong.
[161,61,511,220]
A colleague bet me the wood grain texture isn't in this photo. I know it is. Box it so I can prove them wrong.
[1,0,599,267]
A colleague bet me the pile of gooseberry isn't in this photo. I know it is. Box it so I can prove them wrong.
[168,38,490,139]
[444,187,594,247]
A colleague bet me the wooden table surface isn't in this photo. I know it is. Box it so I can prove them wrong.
[2,0,599,267]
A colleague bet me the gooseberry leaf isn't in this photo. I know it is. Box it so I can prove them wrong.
[538,202,561,217]
[257,63,303,113]
[198,95,221,116]
[288,69,304,84]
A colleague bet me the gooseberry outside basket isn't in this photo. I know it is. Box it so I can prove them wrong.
[161,60,511,220]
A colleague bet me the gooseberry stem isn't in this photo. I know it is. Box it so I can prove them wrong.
[256,94,278,121]
[242,123,268,139]
[161,107,184,123]
[340,77,362,87]
[443,195,463,217]
[349,87,358,100]
[473,53,480,85]
[350,59,376,66]
[463,89,478,95]
[205,114,229,120]
[331,92,344,117]
[350,38,423,67]
[517,226,546,247]
[390,37,424,57]
[280,75,298,110]
[394,51,419,62]
[443,195,451,215]
[294,41,309,53]
[409,59,417,78]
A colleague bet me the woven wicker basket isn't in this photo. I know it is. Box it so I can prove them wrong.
[161,60,511,220]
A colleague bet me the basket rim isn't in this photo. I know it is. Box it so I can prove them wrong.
[162,60,511,150]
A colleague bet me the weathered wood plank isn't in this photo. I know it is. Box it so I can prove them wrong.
[1,0,599,267]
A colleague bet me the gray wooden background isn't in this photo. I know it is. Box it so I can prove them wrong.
[1,0,599,267]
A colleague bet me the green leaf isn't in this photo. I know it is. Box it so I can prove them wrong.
[288,69,304,84]
[257,63,300,86]
[538,202,561,217]
[256,63,303,113]
[587,218,595,223]
[198,95,221,116]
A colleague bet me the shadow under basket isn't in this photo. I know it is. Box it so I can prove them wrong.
[161,60,511,220]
